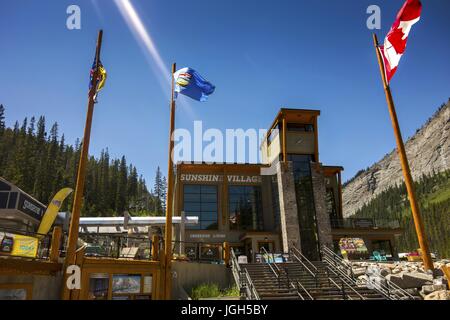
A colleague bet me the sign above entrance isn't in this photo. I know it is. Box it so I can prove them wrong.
[180,174,262,184]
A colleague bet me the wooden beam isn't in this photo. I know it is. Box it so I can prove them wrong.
[282,115,287,163]
[49,226,62,262]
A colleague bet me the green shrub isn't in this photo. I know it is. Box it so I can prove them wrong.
[222,285,240,297]
[190,283,240,299]
[191,283,221,300]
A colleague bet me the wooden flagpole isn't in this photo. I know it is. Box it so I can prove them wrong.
[163,62,177,299]
[372,33,434,272]
[62,30,103,299]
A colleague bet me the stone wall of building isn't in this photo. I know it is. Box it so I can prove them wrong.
[276,161,301,253]
[311,163,333,250]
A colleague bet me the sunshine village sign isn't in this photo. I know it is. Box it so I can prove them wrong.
[180,174,262,184]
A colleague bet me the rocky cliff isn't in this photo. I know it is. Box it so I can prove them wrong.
[343,100,450,217]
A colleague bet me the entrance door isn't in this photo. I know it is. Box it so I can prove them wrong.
[257,241,275,253]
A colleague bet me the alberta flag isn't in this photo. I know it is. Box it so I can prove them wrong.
[173,67,215,102]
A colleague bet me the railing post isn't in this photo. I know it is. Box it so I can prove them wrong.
[49,226,62,262]
[285,267,289,288]
[197,243,200,262]
[223,242,230,266]
[326,269,331,287]
[341,278,346,300]
[386,278,390,299]
[152,234,159,261]
[116,236,121,258]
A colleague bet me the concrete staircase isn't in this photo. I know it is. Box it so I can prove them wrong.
[240,263,301,300]
[240,261,387,300]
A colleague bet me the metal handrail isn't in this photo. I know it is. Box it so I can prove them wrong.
[322,255,357,284]
[290,245,363,300]
[290,282,305,300]
[321,245,353,270]
[288,247,322,297]
[326,273,352,300]
[321,245,414,300]
[243,268,260,300]
[293,281,314,300]
[323,263,365,300]
[260,247,280,272]
[232,248,259,300]
[357,270,415,300]
[260,247,283,289]
[230,249,242,289]
[260,247,314,300]
[289,249,318,280]
[291,245,318,272]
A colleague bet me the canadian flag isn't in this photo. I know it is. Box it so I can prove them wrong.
[380,0,422,83]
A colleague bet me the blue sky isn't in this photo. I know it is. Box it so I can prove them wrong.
[1,0,449,187]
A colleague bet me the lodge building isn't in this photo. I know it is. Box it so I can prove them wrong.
[172,108,402,262]
[0,107,404,300]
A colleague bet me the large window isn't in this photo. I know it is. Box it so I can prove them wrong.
[288,154,320,261]
[183,185,218,230]
[287,123,314,132]
[229,186,263,231]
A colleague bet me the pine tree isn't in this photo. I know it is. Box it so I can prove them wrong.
[1,111,159,218]
[0,105,7,170]
[153,166,163,214]
[116,155,128,215]
[161,176,167,213]
[0,104,5,136]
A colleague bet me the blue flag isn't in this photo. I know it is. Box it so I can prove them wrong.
[173,67,215,102]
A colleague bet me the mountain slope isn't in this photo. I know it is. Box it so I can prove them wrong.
[343,100,450,217]
[352,170,450,257]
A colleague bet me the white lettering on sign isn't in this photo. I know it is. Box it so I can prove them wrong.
[227,175,261,183]
[180,174,261,184]
[190,234,211,239]
[23,200,43,217]
[180,174,222,182]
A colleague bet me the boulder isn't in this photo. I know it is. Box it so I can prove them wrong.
[392,268,402,274]
[402,272,434,288]
[433,269,444,277]
[380,268,391,277]
[352,267,367,277]
[404,288,420,297]
[424,290,450,300]
[386,272,433,289]
[382,263,397,269]
[421,284,447,295]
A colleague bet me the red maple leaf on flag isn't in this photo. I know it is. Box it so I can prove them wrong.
[379,0,422,83]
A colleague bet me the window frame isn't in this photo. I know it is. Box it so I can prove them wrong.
[183,184,219,231]
[228,185,264,232]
